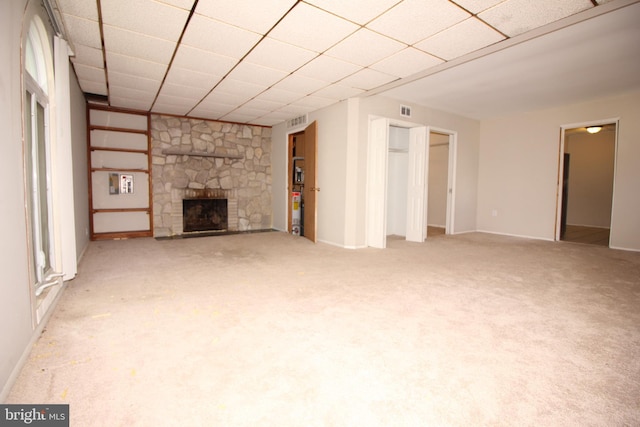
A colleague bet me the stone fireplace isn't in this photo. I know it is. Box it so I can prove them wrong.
[151,115,271,238]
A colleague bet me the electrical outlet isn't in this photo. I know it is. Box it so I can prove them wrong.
[492,209,498,217]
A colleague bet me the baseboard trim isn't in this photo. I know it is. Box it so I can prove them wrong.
[475,229,555,242]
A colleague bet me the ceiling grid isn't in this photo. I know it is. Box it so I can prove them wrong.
[52,0,640,124]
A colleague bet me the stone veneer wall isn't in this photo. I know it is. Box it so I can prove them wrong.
[151,114,272,237]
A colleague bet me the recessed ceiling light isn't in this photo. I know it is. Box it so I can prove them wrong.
[586,126,602,134]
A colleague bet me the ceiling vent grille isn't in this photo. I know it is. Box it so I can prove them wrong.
[400,105,412,117]
[286,114,308,129]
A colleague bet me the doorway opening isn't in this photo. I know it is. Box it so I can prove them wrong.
[428,130,456,237]
[366,117,456,249]
[556,120,617,246]
[287,121,318,243]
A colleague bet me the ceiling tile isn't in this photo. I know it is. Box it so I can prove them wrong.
[272,74,329,95]
[370,47,443,78]
[70,44,104,68]
[253,87,303,104]
[415,18,505,60]
[110,96,153,111]
[289,94,337,110]
[156,82,209,100]
[171,45,237,76]
[338,68,398,90]
[268,2,359,53]
[182,14,262,59]
[450,0,505,14]
[73,63,106,84]
[103,26,175,65]
[189,102,237,119]
[325,28,406,67]
[219,111,261,124]
[197,84,263,109]
[305,0,402,25]
[479,0,593,37]
[57,0,98,20]
[250,116,285,126]
[276,103,316,115]
[101,0,189,42]
[110,85,156,103]
[256,110,293,125]
[367,0,470,44]
[106,52,168,80]
[154,93,199,110]
[244,38,318,73]
[163,66,222,90]
[155,0,195,10]
[226,62,289,88]
[241,97,287,112]
[78,80,107,96]
[62,15,102,49]
[214,78,268,100]
[229,105,274,118]
[152,102,192,116]
[108,71,161,93]
[196,0,296,35]
[296,55,362,83]
[312,83,364,100]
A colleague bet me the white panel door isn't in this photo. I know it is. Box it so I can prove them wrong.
[406,126,429,242]
[367,118,389,248]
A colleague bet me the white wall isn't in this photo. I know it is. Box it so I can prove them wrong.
[428,133,450,228]
[273,95,480,248]
[0,0,35,401]
[387,126,409,236]
[565,130,615,228]
[1,0,89,399]
[477,91,640,250]
[70,72,90,258]
[271,100,351,246]
[357,96,480,245]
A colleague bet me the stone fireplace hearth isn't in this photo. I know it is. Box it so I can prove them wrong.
[151,115,271,238]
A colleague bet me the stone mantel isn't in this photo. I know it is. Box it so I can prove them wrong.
[161,148,243,159]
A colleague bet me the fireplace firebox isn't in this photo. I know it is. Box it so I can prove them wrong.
[183,198,228,232]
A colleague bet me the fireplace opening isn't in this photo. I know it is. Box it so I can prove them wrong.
[183,198,228,232]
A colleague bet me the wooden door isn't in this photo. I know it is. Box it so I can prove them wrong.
[303,121,318,243]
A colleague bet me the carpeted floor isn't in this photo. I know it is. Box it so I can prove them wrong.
[6,231,640,426]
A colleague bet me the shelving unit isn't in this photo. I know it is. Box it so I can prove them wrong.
[87,105,153,240]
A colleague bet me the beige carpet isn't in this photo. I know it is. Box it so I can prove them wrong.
[7,231,640,426]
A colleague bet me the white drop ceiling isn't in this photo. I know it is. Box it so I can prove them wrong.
[51,0,640,125]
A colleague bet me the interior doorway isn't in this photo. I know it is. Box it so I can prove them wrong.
[287,121,318,243]
[428,130,456,236]
[556,121,617,246]
[366,118,456,249]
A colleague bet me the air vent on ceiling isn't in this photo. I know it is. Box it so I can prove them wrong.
[286,114,308,129]
[400,105,412,117]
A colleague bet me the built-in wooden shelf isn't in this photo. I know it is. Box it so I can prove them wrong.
[90,146,148,154]
[91,167,149,173]
[161,148,243,159]
[92,208,150,214]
